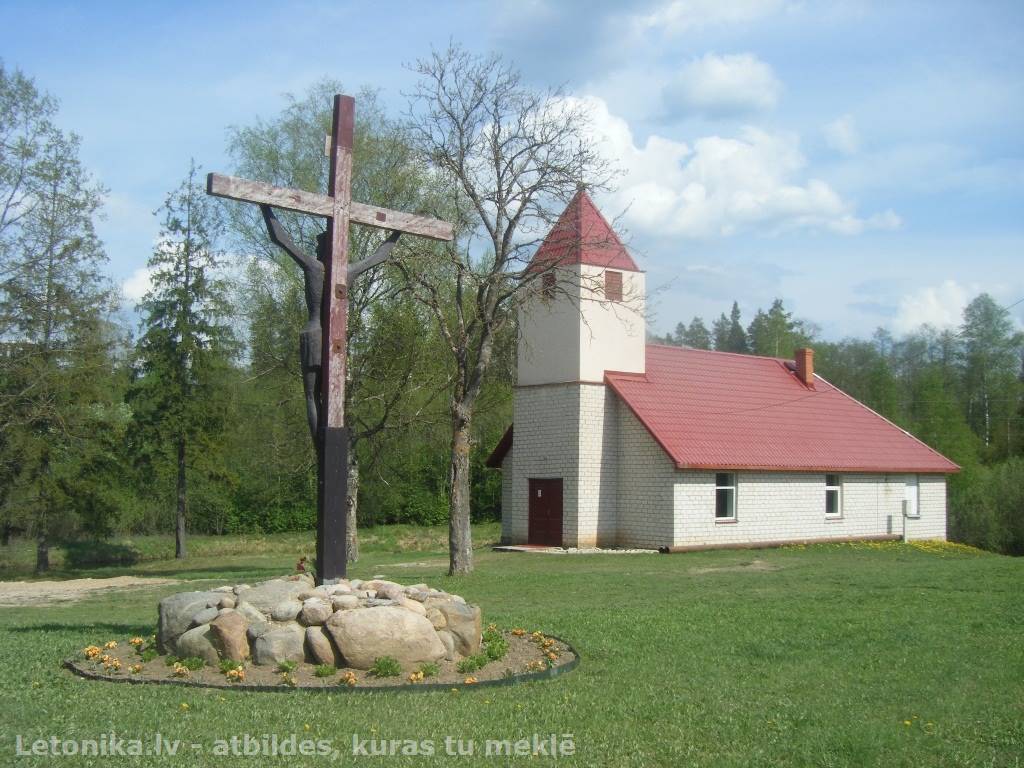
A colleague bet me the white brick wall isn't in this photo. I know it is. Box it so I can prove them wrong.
[907,474,947,540]
[576,385,619,546]
[616,399,675,547]
[500,384,580,546]
[500,386,949,548]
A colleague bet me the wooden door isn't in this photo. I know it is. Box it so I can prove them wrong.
[528,478,563,546]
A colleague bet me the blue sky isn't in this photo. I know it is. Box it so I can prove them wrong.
[3,0,1022,339]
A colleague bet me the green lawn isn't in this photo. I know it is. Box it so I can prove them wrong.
[0,531,1021,767]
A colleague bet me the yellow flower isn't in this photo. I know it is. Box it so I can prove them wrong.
[83,645,101,660]
[512,628,526,637]
[180,703,190,711]
[104,641,118,649]
[464,676,478,685]
[903,720,911,726]
[303,724,311,732]
[129,664,143,674]
[129,637,145,647]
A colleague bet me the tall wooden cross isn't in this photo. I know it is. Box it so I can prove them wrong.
[207,94,453,583]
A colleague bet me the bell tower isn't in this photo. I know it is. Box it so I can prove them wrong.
[502,190,645,548]
[517,190,645,385]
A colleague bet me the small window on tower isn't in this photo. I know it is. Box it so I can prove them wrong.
[605,270,623,302]
[541,271,556,300]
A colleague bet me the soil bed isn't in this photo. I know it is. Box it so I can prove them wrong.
[65,630,577,691]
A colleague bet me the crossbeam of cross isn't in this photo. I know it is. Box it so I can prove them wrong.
[207,94,453,583]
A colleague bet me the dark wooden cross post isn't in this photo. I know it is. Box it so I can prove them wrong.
[207,94,453,583]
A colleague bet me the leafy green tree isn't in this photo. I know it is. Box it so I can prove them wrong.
[224,80,441,560]
[0,64,118,571]
[747,299,814,358]
[680,317,712,349]
[128,163,235,559]
[959,294,1022,457]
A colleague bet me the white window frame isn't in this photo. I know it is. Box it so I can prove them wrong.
[825,473,843,519]
[714,472,737,522]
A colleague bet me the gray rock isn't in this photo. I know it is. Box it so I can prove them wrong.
[235,578,309,613]
[218,596,236,609]
[232,584,251,594]
[305,626,340,666]
[405,590,430,603]
[331,595,360,611]
[436,601,482,656]
[234,601,266,625]
[437,629,456,661]
[209,611,249,662]
[395,597,427,616]
[326,606,445,670]
[300,599,332,626]
[270,600,302,622]
[157,591,220,653]
[176,625,219,666]
[364,598,395,608]
[214,585,235,593]
[190,606,219,627]
[247,620,271,640]
[252,625,305,666]
[426,608,447,630]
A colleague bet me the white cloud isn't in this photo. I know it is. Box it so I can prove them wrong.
[663,53,782,116]
[572,95,899,239]
[635,0,787,35]
[893,279,973,333]
[824,114,860,155]
[121,266,156,305]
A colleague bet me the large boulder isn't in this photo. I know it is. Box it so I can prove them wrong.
[157,591,220,653]
[331,595,359,612]
[271,600,302,622]
[252,624,305,666]
[190,606,219,628]
[234,601,266,625]
[326,606,445,670]
[300,599,332,626]
[209,611,249,662]
[176,625,219,666]
[305,626,340,666]
[235,577,311,614]
[436,600,482,656]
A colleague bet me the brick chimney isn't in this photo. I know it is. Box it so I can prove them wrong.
[794,348,815,387]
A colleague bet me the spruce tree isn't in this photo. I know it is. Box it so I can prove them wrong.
[128,162,235,559]
[0,64,117,571]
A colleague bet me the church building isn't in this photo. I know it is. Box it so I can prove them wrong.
[487,191,958,550]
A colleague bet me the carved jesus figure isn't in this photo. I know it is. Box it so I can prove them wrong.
[261,205,325,443]
[260,204,402,447]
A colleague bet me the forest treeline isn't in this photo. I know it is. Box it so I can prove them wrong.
[656,298,1024,554]
[1,57,1021,574]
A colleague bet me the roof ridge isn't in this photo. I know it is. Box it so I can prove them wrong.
[646,343,791,363]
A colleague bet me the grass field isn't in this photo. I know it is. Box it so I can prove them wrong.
[0,529,1021,767]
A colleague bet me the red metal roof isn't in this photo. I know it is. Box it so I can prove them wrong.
[605,346,959,473]
[529,189,639,272]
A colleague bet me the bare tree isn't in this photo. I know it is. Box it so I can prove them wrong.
[402,45,613,575]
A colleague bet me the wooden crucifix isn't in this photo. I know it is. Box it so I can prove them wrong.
[207,94,453,584]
